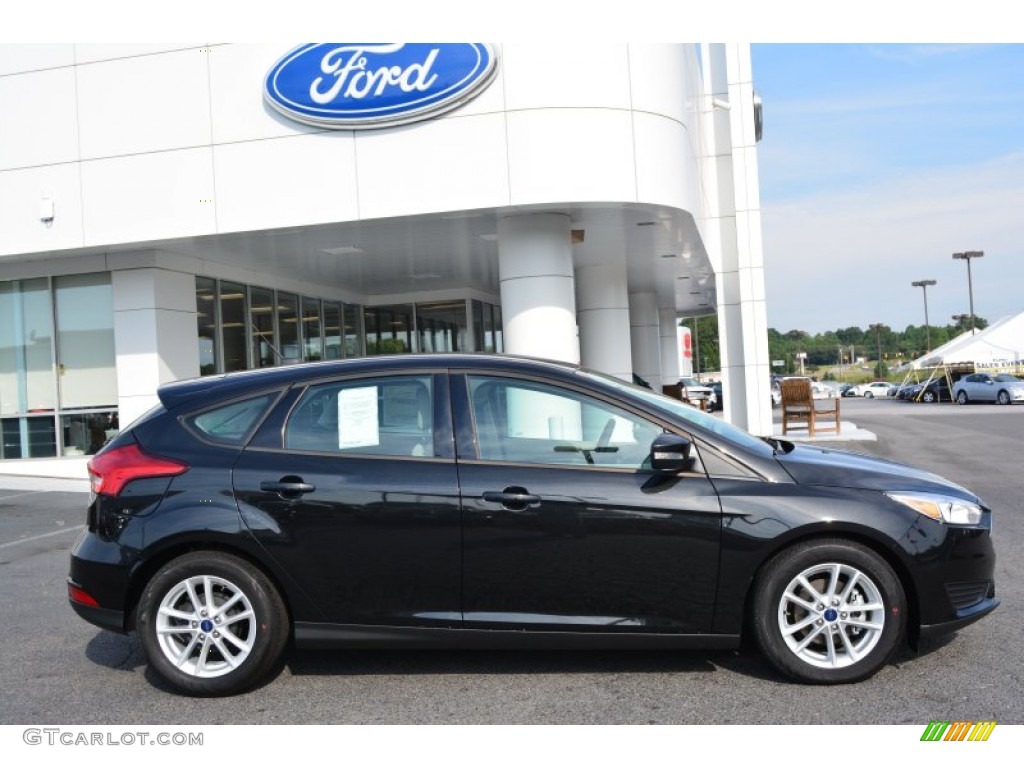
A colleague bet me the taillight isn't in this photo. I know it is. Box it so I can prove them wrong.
[68,583,99,607]
[87,443,188,497]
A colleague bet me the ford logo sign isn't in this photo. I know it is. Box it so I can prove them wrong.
[264,43,498,130]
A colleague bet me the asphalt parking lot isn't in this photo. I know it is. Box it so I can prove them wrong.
[0,397,1021,725]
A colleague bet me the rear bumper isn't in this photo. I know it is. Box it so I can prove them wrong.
[68,596,126,634]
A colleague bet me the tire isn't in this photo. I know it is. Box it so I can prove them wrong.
[921,391,935,403]
[997,390,1010,405]
[957,390,969,405]
[864,391,874,399]
[137,552,289,696]
[751,539,906,684]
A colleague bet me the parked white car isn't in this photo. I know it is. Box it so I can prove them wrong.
[677,377,717,408]
[849,381,892,398]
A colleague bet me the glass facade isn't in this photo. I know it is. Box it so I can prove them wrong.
[195,279,369,375]
[192,279,504,379]
[1,273,118,459]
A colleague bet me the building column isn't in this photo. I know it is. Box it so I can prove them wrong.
[575,262,632,381]
[113,268,200,426]
[629,292,661,386]
[701,43,772,435]
[497,214,579,364]
[658,308,681,390]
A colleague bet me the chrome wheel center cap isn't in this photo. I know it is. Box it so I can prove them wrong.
[823,608,839,622]
[200,619,214,633]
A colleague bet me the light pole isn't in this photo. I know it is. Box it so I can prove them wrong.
[952,251,983,333]
[911,279,937,352]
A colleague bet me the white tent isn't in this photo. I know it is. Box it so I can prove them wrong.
[913,311,1024,370]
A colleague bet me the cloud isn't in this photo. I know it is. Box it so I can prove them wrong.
[761,152,1024,333]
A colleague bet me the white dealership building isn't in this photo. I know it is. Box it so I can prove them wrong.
[0,43,770,474]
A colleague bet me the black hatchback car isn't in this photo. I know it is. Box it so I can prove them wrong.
[69,354,997,695]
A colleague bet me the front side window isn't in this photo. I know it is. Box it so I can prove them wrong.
[285,375,434,457]
[467,376,663,469]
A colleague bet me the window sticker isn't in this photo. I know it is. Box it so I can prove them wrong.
[338,386,379,449]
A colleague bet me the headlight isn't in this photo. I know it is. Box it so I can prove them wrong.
[886,492,983,526]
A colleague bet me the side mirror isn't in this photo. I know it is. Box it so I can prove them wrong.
[650,433,693,474]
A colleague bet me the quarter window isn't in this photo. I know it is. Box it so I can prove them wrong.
[285,376,434,457]
[186,393,278,445]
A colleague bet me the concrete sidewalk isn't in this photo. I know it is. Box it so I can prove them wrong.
[771,420,876,442]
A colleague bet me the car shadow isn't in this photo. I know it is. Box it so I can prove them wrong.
[85,630,146,672]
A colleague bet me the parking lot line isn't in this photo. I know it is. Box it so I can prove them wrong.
[0,524,84,550]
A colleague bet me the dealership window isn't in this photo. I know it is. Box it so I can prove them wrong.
[219,281,248,372]
[364,304,413,355]
[196,277,217,375]
[343,303,362,357]
[0,273,118,459]
[416,301,468,353]
[195,278,363,375]
[250,286,276,368]
[302,297,324,361]
[471,300,504,353]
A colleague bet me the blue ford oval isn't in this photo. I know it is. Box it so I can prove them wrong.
[264,43,498,129]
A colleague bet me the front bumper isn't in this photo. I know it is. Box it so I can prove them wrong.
[919,594,999,640]
[902,516,998,636]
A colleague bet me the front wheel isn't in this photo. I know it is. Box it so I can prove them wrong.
[751,540,906,684]
[997,390,1011,405]
[957,390,969,405]
[921,391,936,403]
[137,552,289,696]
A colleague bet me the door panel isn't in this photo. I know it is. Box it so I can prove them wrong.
[233,373,461,626]
[454,373,723,633]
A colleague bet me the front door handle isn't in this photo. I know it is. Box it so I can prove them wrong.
[261,478,316,498]
[482,487,541,511]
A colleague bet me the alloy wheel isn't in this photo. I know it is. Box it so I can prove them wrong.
[776,563,885,670]
[155,574,257,679]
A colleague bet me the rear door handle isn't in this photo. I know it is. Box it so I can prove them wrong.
[260,479,316,497]
[482,488,541,511]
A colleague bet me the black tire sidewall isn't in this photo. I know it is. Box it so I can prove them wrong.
[751,540,906,684]
[137,552,289,696]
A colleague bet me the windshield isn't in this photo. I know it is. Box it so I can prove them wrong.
[580,370,774,456]
[678,377,706,388]
[994,374,1021,383]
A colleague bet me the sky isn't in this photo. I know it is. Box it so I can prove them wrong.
[752,44,1024,335]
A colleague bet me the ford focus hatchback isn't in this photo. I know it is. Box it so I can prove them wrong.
[68,354,997,695]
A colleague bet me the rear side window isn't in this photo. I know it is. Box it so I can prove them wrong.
[285,375,434,457]
[185,393,278,445]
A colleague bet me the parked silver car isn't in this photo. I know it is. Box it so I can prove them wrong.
[953,373,1024,405]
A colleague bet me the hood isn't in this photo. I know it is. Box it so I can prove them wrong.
[775,444,979,502]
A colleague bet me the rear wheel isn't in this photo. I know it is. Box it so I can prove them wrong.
[957,390,969,405]
[864,391,874,399]
[137,552,289,696]
[751,540,906,684]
